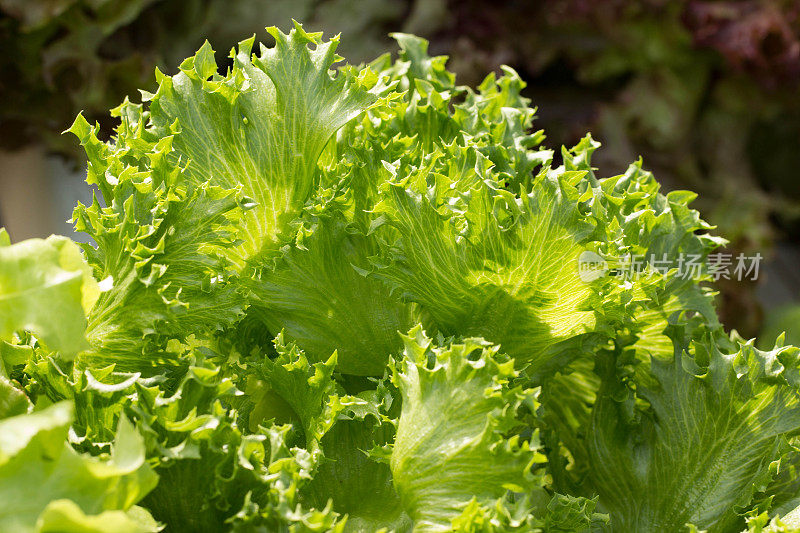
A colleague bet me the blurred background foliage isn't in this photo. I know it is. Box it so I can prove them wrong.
[0,0,798,341]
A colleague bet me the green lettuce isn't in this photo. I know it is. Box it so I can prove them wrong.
[390,326,544,531]
[0,402,158,532]
[0,230,98,356]
[1,21,799,532]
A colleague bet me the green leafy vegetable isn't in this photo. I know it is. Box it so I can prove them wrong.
[1,21,799,532]
[588,325,800,531]
[0,231,98,355]
[390,327,543,531]
[0,402,158,532]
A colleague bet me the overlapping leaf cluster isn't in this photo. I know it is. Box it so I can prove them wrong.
[2,21,800,532]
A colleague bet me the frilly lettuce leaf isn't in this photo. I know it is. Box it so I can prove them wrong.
[35,344,348,531]
[243,331,341,457]
[389,326,545,531]
[373,157,603,374]
[248,214,412,376]
[301,417,410,532]
[146,21,381,266]
[0,402,159,532]
[450,492,607,533]
[745,501,800,532]
[67,115,246,372]
[242,333,410,530]
[588,322,800,531]
[757,438,800,525]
